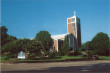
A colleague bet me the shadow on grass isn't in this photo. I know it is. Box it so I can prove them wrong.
[2,63,110,73]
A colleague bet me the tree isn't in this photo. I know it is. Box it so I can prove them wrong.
[90,32,109,56]
[1,39,19,58]
[2,39,20,55]
[81,41,91,51]
[7,35,17,42]
[2,38,44,59]
[27,40,43,54]
[1,26,8,34]
[15,38,43,56]
[1,26,17,46]
[2,38,30,54]
[35,31,53,52]
[1,26,17,55]
[61,36,70,55]
[1,26,8,46]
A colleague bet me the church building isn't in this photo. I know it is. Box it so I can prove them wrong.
[51,12,81,52]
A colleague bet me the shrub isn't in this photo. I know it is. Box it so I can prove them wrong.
[68,52,74,56]
[27,54,37,60]
[73,51,82,56]
[87,51,94,59]
[57,51,64,56]
[48,50,57,57]
[2,52,17,60]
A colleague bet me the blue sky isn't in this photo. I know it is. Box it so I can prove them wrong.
[1,0,110,43]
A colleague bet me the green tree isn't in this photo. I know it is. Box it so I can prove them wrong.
[1,26,17,47]
[27,40,44,59]
[27,40,43,55]
[1,26,17,43]
[2,39,21,55]
[1,39,19,58]
[2,38,43,58]
[7,35,17,42]
[81,41,91,51]
[35,31,53,52]
[1,26,8,34]
[61,36,70,55]
[1,26,8,46]
[1,26,17,55]
[2,38,30,54]
[90,32,109,56]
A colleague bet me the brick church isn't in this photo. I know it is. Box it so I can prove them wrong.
[51,12,81,52]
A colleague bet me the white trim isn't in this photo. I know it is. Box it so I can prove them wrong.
[69,16,76,18]
[51,34,69,39]
[75,17,78,38]
[52,38,58,40]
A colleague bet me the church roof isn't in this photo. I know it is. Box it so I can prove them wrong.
[51,33,70,39]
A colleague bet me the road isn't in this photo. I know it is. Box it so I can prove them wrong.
[1,60,110,73]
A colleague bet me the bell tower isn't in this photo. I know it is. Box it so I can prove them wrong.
[67,11,81,49]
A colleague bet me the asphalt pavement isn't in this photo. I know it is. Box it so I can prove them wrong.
[1,60,110,73]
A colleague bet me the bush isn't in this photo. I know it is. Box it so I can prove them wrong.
[27,52,43,60]
[87,51,94,59]
[68,52,74,56]
[73,51,82,56]
[2,52,17,60]
[27,54,37,60]
[68,51,82,56]
[57,51,64,56]
[48,50,57,57]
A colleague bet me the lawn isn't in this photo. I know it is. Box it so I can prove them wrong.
[100,56,110,60]
[1,56,110,62]
[60,56,83,60]
[0,55,83,62]
[36,55,83,61]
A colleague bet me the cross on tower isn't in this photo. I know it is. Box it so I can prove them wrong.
[74,11,76,16]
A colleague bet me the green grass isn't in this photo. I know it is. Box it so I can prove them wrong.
[60,55,83,60]
[36,55,83,61]
[100,56,110,60]
[0,55,83,62]
[1,55,110,62]
[0,56,9,61]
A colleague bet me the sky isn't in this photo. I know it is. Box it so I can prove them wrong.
[1,0,110,43]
